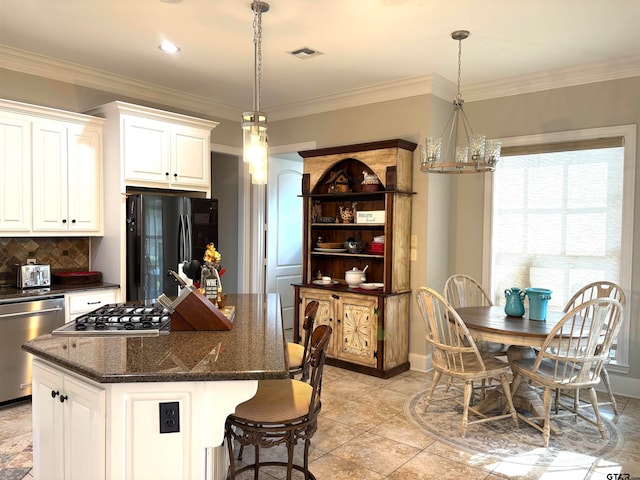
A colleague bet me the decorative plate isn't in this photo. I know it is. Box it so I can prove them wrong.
[312,280,339,285]
[359,283,384,290]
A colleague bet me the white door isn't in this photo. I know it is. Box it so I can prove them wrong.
[266,155,303,330]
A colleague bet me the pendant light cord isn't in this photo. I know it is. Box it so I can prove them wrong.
[252,1,263,112]
[456,36,463,103]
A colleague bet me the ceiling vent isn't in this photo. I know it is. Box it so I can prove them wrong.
[288,47,323,60]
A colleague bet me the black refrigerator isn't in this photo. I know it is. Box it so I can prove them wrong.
[125,193,218,303]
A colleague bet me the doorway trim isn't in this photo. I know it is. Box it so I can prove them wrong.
[213,141,316,293]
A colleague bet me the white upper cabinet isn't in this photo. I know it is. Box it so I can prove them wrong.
[32,120,102,233]
[0,99,104,236]
[90,101,218,193]
[170,123,213,189]
[122,115,171,184]
[67,124,102,232]
[0,113,31,231]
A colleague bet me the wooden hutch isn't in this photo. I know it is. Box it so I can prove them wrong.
[293,139,416,378]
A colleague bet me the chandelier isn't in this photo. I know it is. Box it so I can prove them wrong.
[421,30,501,174]
[242,1,269,185]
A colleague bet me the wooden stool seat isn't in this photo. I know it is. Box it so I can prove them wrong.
[234,379,312,422]
[287,343,305,371]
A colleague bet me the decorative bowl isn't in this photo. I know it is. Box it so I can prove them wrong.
[344,240,365,253]
[345,268,366,287]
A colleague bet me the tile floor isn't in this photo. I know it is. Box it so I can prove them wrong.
[1,366,639,480]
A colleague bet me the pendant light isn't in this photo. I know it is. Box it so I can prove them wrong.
[242,1,269,184]
[421,30,501,174]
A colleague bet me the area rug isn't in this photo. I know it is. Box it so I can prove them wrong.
[0,468,31,480]
[404,386,624,467]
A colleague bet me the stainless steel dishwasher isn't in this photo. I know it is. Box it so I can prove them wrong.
[0,296,65,403]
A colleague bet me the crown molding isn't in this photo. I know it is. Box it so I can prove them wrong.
[266,75,456,121]
[2,45,639,123]
[269,55,640,119]
[460,54,640,102]
[0,45,240,120]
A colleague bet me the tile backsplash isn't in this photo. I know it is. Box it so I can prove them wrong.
[0,237,90,286]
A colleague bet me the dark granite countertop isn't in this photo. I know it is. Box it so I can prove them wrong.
[0,282,120,303]
[22,293,288,384]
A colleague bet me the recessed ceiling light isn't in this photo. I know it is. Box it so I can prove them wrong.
[159,41,180,53]
[288,47,323,60]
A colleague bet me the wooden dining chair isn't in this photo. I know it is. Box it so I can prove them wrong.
[288,300,319,381]
[225,324,332,480]
[563,281,626,415]
[507,297,623,447]
[416,287,518,437]
[443,274,505,399]
[443,274,506,355]
[444,274,493,308]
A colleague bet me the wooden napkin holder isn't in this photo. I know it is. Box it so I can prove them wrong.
[170,288,232,331]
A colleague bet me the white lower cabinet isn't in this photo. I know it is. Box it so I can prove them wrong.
[65,288,120,323]
[31,359,258,480]
[32,359,106,480]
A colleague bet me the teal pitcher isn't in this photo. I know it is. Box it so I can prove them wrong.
[504,287,525,317]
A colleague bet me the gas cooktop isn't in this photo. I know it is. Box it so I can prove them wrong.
[52,303,172,336]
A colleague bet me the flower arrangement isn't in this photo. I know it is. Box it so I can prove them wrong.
[203,242,222,270]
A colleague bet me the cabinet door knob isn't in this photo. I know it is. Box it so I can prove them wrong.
[59,395,68,403]
[173,173,178,178]
[51,390,60,398]
[71,219,76,224]
[62,219,67,224]
[165,172,170,176]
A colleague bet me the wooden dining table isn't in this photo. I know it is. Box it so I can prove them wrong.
[456,305,566,347]
[455,305,568,434]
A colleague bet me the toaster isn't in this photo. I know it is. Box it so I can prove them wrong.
[16,264,51,288]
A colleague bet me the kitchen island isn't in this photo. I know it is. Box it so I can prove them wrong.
[22,293,287,480]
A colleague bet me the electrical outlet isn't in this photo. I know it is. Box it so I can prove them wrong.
[27,258,37,264]
[159,401,180,434]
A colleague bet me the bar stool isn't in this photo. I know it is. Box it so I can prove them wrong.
[225,324,332,480]
[287,300,319,381]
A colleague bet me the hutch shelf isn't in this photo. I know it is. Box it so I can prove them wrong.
[293,139,416,378]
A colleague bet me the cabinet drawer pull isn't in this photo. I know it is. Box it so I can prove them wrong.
[87,301,102,305]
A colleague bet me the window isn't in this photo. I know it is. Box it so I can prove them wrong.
[485,125,636,368]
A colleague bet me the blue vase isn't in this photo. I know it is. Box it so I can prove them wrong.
[525,288,552,321]
[504,287,525,317]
